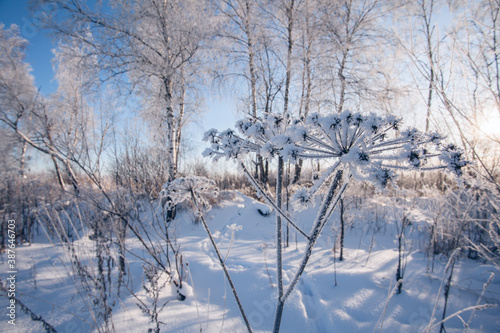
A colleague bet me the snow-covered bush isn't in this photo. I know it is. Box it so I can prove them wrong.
[203,110,468,333]
[136,264,170,333]
[436,176,499,261]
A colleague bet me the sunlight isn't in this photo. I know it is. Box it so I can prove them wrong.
[478,111,500,139]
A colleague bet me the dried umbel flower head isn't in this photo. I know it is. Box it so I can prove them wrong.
[205,110,468,193]
[160,177,219,213]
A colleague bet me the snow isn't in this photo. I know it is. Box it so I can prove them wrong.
[254,202,272,216]
[1,191,499,332]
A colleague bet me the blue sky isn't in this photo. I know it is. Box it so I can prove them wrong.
[0,0,238,166]
[0,0,58,94]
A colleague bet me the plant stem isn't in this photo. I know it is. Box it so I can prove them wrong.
[273,170,346,333]
[189,190,253,333]
[276,156,284,309]
[440,255,457,333]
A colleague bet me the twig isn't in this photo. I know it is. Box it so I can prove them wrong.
[189,189,253,333]
[373,279,403,333]
[0,279,57,333]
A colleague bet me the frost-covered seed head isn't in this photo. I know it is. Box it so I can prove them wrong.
[291,187,314,212]
[202,110,468,193]
[160,177,219,213]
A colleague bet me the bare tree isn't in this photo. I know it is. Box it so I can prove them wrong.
[264,0,305,117]
[419,0,438,132]
[214,0,262,118]
[399,0,500,189]
[0,25,34,183]
[35,0,215,182]
[452,0,500,185]
[212,0,276,185]
[0,24,82,192]
[317,0,397,113]
[293,0,322,182]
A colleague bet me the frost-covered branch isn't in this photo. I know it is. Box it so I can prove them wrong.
[424,304,497,333]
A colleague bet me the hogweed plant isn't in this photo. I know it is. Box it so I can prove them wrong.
[159,177,253,333]
[203,110,468,333]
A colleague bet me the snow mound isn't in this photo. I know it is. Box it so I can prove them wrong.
[255,201,272,216]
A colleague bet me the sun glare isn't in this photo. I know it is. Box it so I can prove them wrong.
[478,112,500,139]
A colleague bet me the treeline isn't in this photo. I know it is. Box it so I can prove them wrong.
[1,0,499,196]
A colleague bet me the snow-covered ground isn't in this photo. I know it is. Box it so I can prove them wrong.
[1,191,499,332]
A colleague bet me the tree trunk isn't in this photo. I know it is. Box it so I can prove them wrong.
[51,155,66,190]
[244,0,257,119]
[293,159,303,184]
[283,0,295,117]
[64,159,79,193]
[337,50,349,114]
[164,76,177,219]
[19,141,27,179]
[422,0,435,132]
[243,0,268,188]
[175,75,185,175]
[294,2,312,183]
[164,76,176,182]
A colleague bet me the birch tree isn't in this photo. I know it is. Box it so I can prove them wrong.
[400,0,500,187]
[213,0,275,185]
[0,24,82,191]
[317,0,396,113]
[213,0,262,118]
[419,0,439,132]
[458,0,500,112]
[293,0,322,182]
[266,0,304,117]
[35,0,215,182]
[0,24,37,166]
